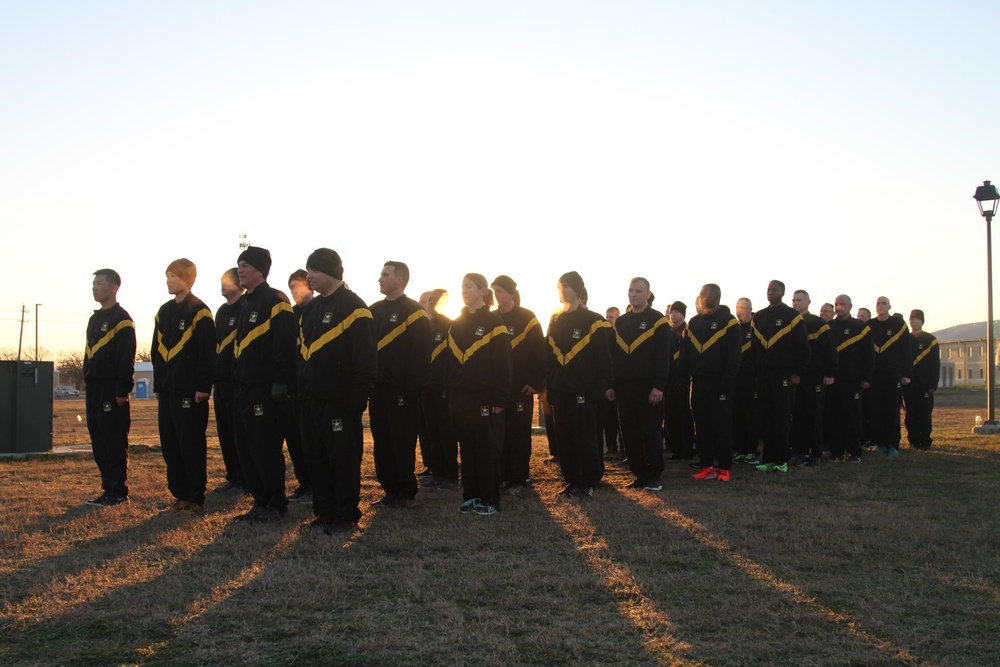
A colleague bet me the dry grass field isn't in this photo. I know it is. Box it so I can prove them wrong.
[2,391,999,666]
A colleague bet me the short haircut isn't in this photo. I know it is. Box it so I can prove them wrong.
[701,283,722,310]
[222,267,239,285]
[288,269,308,285]
[384,261,410,286]
[606,306,620,315]
[793,289,809,299]
[629,277,650,291]
[94,269,121,287]
[770,279,786,293]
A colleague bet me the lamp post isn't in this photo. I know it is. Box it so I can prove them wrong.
[974,180,1000,434]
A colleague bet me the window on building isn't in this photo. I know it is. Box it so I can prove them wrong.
[948,348,953,359]
[969,346,974,357]
[958,369,963,379]
[981,345,985,357]
[959,348,963,357]
[981,369,985,379]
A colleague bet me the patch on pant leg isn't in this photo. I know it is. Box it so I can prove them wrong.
[254,404,264,416]
[182,398,192,408]
[516,402,524,412]
[103,402,112,412]
[480,406,489,417]
[397,396,405,406]
[331,419,343,432]
[576,395,585,404]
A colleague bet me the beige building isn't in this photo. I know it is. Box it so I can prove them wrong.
[932,321,1000,388]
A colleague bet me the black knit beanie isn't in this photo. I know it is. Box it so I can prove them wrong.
[238,246,272,279]
[307,248,343,280]
[558,271,585,296]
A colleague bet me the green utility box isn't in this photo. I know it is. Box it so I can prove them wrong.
[0,360,54,454]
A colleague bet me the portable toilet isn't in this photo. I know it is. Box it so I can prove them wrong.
[135,378,150,399]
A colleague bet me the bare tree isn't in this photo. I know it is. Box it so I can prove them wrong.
[57,350,85,389]
[135,345,152,363]
[0,346,53,361]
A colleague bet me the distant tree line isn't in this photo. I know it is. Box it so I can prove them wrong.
[0,345,151,389]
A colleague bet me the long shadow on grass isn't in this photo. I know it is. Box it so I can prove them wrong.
[0,514,303,666]
[599,487,930,665]
[201,478,691,667]
[0,487,249,594]
[583,450,1000,667]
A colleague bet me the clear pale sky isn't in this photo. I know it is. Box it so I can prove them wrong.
[1,1,995,355]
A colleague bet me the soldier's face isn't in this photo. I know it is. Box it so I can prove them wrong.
[834,298,851,319]
[791,293,809,314]
[165,272,186,296]
[766,282,784,306]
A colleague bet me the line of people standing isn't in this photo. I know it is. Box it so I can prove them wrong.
[81,256,940,532]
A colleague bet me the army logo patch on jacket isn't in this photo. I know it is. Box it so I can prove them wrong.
[249,312,258,323]
[331,419,343,432]
[323,312,333,324]
[475,326,485,337]
[101,322,109,332]
[572,329,581,339]
[480,406,489,417]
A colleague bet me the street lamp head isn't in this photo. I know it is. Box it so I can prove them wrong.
[974,180,1000,221]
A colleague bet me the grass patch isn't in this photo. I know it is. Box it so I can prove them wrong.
[2,395,999,665]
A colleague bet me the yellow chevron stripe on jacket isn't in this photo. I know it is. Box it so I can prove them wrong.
[448,325,508,364]
[216,330,237,356]
[378,310,429,351]
[235,301,293,358]
[615,317,668,354]
[431,339,448,361]
[689,319,738,353]
[301,309,372,361]
[742,340,751,353]
[156,309,211,362]
[913,338,939,366]
[873,326,905,354]
[836,327,870,353]
[511,318,541,349]
[550,320,608,366]
[85,320,135,359]
[808,323,831,341]
[752,314,803,349]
